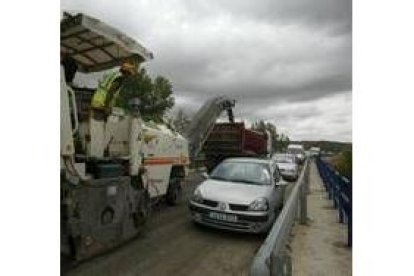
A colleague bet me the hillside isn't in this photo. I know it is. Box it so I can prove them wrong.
[291,140,352,154]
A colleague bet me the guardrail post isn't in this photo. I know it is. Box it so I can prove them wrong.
[338,204,344,223]
[338,181,344,223]
[299,161,308,225]
[300,183,307,225]
[270,246,292,276]
[324,165,332,199]
[306,159,311,194]
[296,190,301,220]
[348,211,352,247]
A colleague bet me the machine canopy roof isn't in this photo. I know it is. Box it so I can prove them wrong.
[61,12,153,73]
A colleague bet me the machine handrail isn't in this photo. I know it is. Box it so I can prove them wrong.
[67,86,79,135]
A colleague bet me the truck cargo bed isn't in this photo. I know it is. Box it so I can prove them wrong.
[202,122,268,171]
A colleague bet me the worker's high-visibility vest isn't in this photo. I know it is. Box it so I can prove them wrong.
[91,72,121,108]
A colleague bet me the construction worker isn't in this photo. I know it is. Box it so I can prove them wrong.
[89,60,139,157]
[91,60,138,115]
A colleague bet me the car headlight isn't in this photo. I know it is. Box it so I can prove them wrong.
[192,188,203,203]
[248,198,269,211]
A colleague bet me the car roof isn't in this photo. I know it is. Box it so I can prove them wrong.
[223,157,272,165]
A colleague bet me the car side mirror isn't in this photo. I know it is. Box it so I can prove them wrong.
[201,172,209,179]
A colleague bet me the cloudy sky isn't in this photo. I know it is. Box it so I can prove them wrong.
[61,0,352,142]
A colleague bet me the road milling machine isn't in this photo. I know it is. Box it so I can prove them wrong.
[60,13,189,260]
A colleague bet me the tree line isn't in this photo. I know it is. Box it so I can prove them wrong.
[250,120,290,152]
[121,67,175,123]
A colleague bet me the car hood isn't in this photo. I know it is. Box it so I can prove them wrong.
[198,179,272,205]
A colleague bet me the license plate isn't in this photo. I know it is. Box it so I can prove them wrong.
[209,212,238,222]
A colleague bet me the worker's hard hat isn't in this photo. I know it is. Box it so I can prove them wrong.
[120,61,136,74]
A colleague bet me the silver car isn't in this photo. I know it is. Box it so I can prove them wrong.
[188,158,287,233]
[273,153,299,181]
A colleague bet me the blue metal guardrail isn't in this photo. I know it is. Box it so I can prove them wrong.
[316,157,352,247]
[250,160,310,276]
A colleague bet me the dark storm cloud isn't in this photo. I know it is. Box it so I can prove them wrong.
[61,0,352,141]
[185,0,352,34]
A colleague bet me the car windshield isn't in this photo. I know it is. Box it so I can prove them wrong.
[274,155,293,163]
[276,158,290,163]
[210,161,271,185]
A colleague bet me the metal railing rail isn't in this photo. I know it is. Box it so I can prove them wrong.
[316,157,352,247]
[250,159,310,276]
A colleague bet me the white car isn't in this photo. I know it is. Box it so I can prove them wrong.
[287,144,306,164]
[273,153,299,181]
[309,147,321,157]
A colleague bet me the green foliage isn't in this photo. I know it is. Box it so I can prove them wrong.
[118,68,175,122]
[293,140,351,154]
[146,76,175,121]
[251,120,290,153]
[334,150,352,179]
[278,133,290,151]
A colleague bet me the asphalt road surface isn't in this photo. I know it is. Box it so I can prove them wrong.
[63,171,297,276]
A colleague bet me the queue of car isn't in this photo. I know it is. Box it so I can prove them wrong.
[287,144,306,164]
[188,144,307,234]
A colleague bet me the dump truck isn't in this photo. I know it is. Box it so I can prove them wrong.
[184,98,272,172]
[60,13,189,260]
[201,122,271,172]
